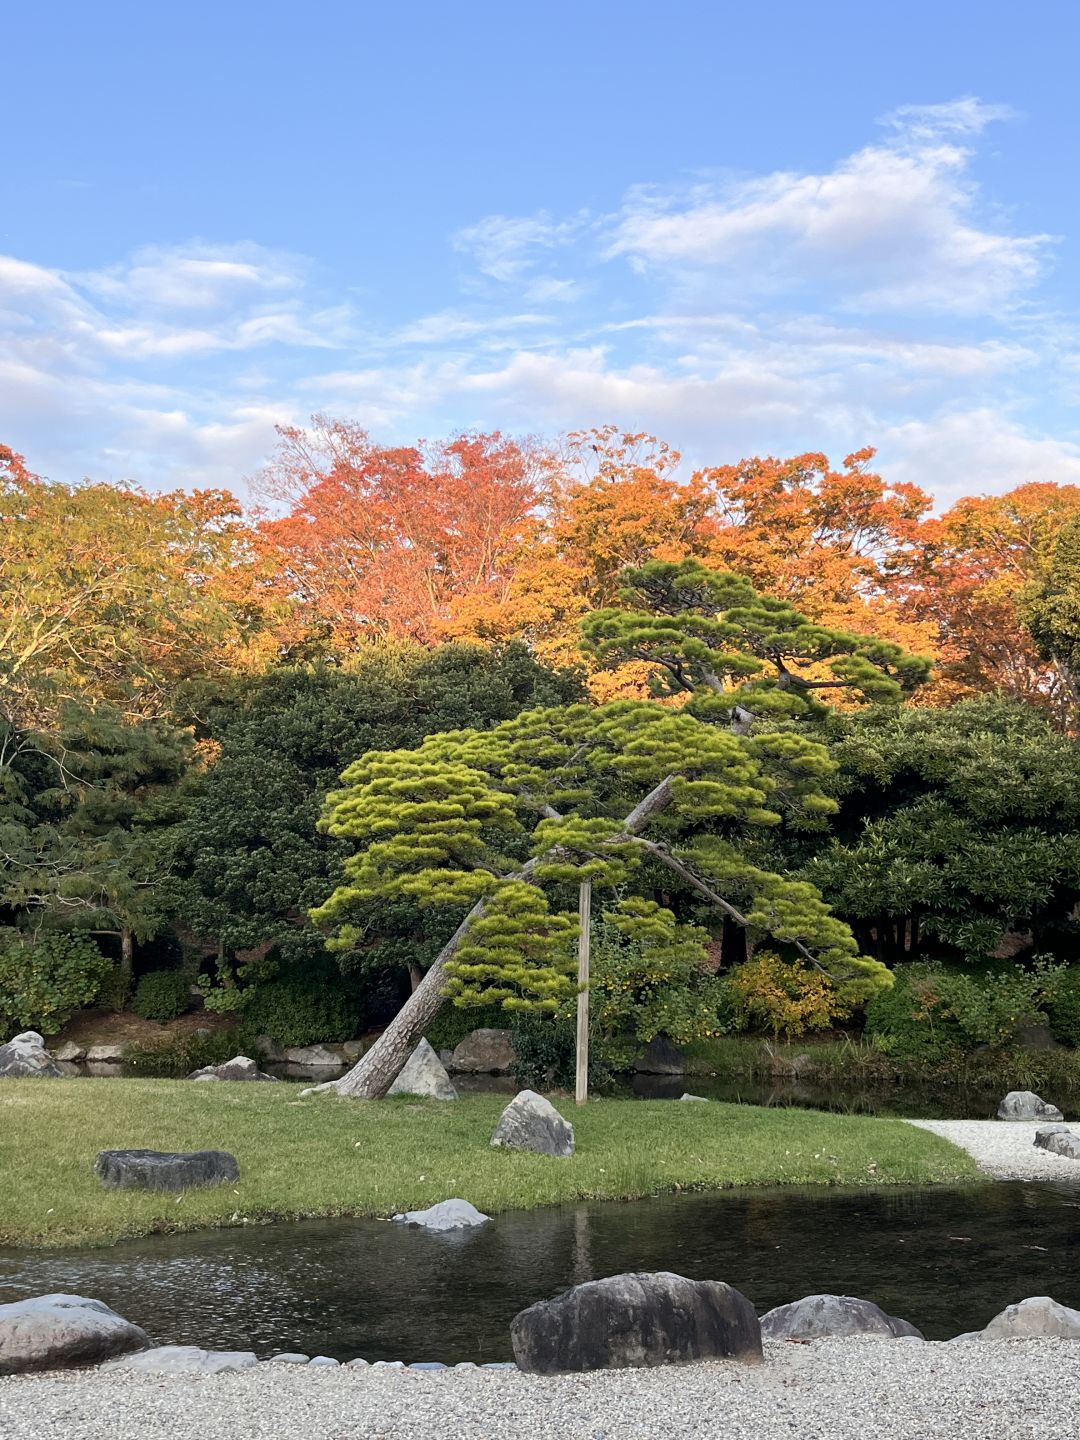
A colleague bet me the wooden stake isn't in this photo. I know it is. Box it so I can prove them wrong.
[575,878,591,1106]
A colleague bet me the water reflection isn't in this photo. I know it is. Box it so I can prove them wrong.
[2,1182,1079,1361]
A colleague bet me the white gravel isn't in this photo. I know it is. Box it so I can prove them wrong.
[906,1118,1080,1181]
[1,1339,1076,1439]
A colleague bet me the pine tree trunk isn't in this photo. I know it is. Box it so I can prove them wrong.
[118,929,134,1005]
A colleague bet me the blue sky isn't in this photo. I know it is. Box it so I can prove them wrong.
[3,0,1080,504]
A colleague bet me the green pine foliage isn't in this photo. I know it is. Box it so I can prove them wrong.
[443,881,579,1012]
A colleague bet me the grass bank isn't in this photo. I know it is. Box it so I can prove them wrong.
[0,1080,980,1249]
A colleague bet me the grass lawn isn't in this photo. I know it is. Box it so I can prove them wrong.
[0,1079,982,1249]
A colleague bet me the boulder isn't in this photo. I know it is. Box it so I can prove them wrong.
[634,1035,685,1075]
[0,1031,61,1078]
[767,1051,814,1080]
[54,1042,86,1063]
[342,1039,366,1061]
[393,1199,491,1231]
[979,1296,1080,1339]
[760,1294,924,1341]
[0,1294,149,1375]
[85,1044,126,1063]
[491,1090,574,1158]
[283,1044,344,1067]
[997,1090,1063,1121]
[251,1034,286,1063]
[94,1149,240,1192]
[388,1038,458,1100]
[511,1271,762,1373]
[187,1055,278,1082]
[1034,1125,1080,1159]
[104,1345,258,1375]
[449,1028,516,1074]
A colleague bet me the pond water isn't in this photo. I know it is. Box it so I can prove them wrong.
[3,1181,1079,1361]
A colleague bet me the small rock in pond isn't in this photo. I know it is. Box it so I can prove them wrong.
[284,1044,345,1067]
[997,1090,1063,1121]
[633,1035,685,1075]
[387,1038,458,1101]
[94,1148,240,1192]
[0,1294,148,1375]
[104,1345,258,1375]
[188,1055,278,1083]
[85,1044,126,1063]
[449,1028,516,1074]
[1034,1126,1080,1159]
[393,1198,491,1231]
[0,1031,61,1079]
[760,1294,924,1341]
[979,1296,1080,1339]
[511,1271,762,1373]
[491,1090,574,1158]
[252,1034,286,1063]
[268,1353,310,1364]
[308,1355,339,1367]
[53,1042,86,1064]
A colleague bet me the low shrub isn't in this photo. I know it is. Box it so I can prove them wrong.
[237,978,359,1049]
[125,1030,240,1077]
[132,970,191,1024]
[1047,967,1080,1047]
[727,952,850,1042]
[0,931,113,1036]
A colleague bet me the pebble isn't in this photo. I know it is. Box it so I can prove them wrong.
[2,1340,1076,1439]
[906,1118,1080,1180]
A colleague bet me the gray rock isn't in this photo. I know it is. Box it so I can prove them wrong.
[54,1041,86,1063]
[393,1199,491,1231]
[0,1031,61,1078]
[267,1352,309,1364]
[997,1090,1063,1121]
[409,1361,447,1371]
[342,1039,366,1061]
[491,1090,574,1158]
[511,1271,762,1374]
[767,1051,814,1079]
[85,1044,126,1063]
[1034,1125,1080,1159]
[979,1296,1080,1339]
[104,1345,258,1375]
[187,1054,278,1082]
[760,1294,924,1341]
[283,1044,345,1067]
[439,1049,454,1067]
[0,1294,149,1375]
[388,1038,458,1101]
[449,1028,516,1074]
[308,1355,339,1367]
[251,1034,286,1063]
[347,1357,371,1368]
[634,1035,685,1075]
[680,1093,709,1102]
[94,1148,240,1192]
[371,1359,406,1370]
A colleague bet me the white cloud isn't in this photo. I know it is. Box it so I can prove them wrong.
[453,211,586,282]
[882,409,1080,504]
[610,105,1049,315]
[78,242,304,312]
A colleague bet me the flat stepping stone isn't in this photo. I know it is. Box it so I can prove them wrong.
[94,1149,240,1192]
[103,1345,257,1375]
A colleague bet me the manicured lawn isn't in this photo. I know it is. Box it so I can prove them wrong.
[0,1079,981,1249]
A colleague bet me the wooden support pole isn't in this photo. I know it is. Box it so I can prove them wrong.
[575,878,591,1106]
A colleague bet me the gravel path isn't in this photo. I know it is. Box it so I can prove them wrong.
[1,1339,1074,1440]
[906,1118,1080,1181]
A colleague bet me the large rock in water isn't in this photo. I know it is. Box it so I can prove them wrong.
[997,1090,1063,1121]
[1034,1125,1080,1159]
[449,1028,516,1074]
[0,1031,61,1078]
[393,1199,491,1231]
[284,1044,344,1067]
[94,1149,240,1192]
[188,1054,278,1082]
[388,1038,458,1100]
[760,1294,924,1341]
[491,1090,574,1158]
[0,1294,149,1375]
[103,1345,258,1375]
[511,1272,762,1373]
[634,1035,685,1075]
[979,1296,1080,1338]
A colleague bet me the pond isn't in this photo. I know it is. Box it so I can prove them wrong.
[2,1181,1079,1361]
